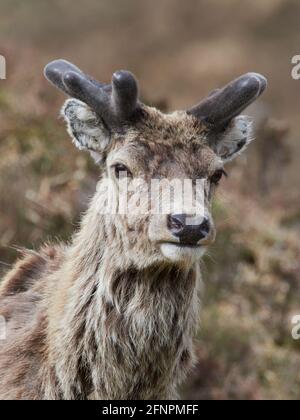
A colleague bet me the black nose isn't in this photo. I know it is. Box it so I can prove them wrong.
[167,214,211,245]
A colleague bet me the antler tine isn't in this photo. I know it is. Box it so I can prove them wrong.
[62,71,111,115]
[44,60,82,96]
[111,70,139,120]
[44,59,139,124]
[187,73,267,128]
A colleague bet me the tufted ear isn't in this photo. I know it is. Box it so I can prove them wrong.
[61,99,111,163]
[213,115,253,162]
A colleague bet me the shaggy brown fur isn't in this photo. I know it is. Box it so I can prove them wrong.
[0,98,254,399]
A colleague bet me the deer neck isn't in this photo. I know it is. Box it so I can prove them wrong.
[48,202,201,399]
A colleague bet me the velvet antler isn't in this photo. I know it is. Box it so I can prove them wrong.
[187,72,267,128]
[44,59,140,127]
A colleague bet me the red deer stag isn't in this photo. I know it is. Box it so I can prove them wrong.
[0,60,267,399]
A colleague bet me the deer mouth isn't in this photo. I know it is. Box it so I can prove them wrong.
[160,241,203,249]
[159,241,207,262]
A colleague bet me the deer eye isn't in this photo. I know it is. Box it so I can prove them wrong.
[113,163,132,179]
[210,169,227,185]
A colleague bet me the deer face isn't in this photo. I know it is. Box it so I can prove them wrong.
[45,60,267,267]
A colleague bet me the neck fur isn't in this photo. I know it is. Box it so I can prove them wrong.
[47,200,202,400]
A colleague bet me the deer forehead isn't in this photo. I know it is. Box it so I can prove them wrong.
[107,109,222,179]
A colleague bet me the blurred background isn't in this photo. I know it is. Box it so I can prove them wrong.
[0,0,299,399]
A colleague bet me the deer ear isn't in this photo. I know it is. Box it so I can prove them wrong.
[213,115,253,162]
[61,99,111,163]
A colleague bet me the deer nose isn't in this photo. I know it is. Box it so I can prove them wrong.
[167,214,211,245]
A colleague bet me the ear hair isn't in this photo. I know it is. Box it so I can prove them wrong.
[215,116,254,162]
[61,99,111,163]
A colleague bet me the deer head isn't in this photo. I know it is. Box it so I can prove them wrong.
[44,60,267,267]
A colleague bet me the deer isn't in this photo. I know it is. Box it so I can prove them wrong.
[0,59,267,400]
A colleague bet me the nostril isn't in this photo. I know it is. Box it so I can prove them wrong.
[167,214,186,232]
[199,218,210,236]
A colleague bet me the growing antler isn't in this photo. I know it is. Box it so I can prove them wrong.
[44,59,267,138]
[44,59,140,127]
[187,72,267,128]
